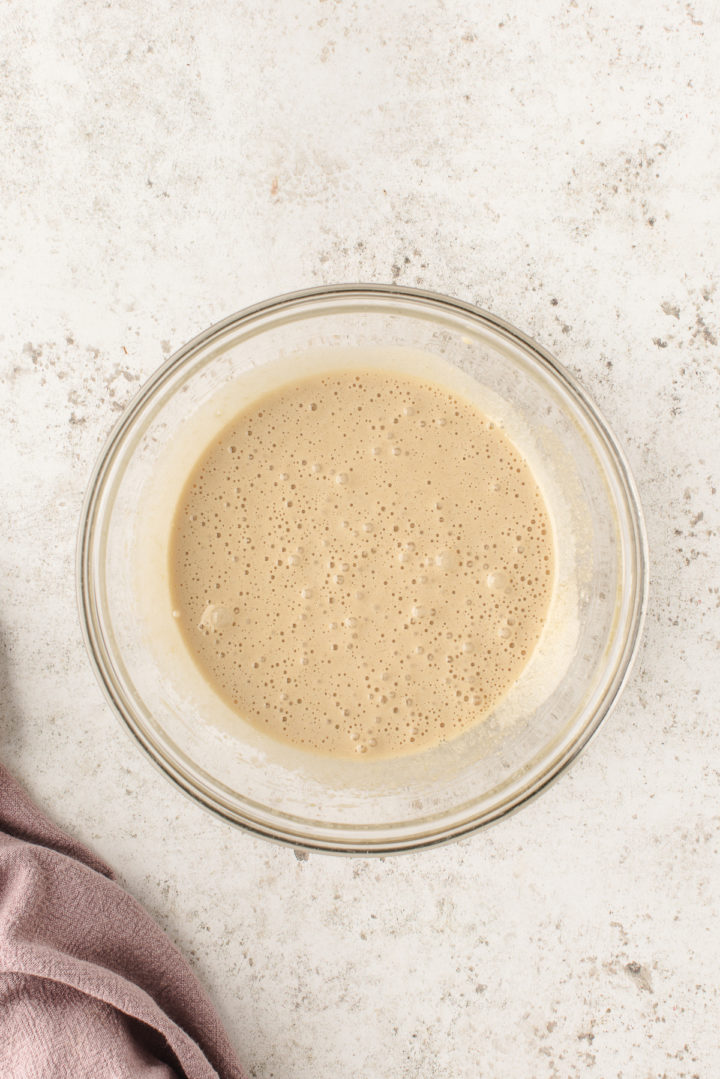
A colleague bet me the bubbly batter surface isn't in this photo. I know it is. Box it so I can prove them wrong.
[169,369,555,759]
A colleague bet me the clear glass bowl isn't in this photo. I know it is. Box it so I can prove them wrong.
[77,285,648,853]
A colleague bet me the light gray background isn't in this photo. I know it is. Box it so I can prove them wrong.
[1,2,718,1077]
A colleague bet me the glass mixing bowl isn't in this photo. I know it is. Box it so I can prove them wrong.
[77,285,647,853]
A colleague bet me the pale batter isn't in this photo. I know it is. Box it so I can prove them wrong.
[169,369,555,759]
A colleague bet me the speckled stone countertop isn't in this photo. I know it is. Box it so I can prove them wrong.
[1,2,718,1077]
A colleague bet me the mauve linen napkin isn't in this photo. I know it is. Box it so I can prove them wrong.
[0,764,245,1078]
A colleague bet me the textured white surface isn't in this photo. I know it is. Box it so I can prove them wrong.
[1,2,719,1077]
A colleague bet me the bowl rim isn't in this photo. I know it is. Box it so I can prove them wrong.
[77,283,649,854]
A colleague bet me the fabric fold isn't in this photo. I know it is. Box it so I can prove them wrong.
[0,765,245,1079]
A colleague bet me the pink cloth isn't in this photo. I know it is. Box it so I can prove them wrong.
[0,764,245,1078]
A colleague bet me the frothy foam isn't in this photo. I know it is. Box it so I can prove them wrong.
[169,369,555,759]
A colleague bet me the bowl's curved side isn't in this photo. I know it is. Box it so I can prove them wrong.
[76,284,648,853]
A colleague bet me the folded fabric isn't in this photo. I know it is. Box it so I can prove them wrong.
[0,764,245,1078]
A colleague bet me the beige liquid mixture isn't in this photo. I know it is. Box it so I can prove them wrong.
[169,369,555,759]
